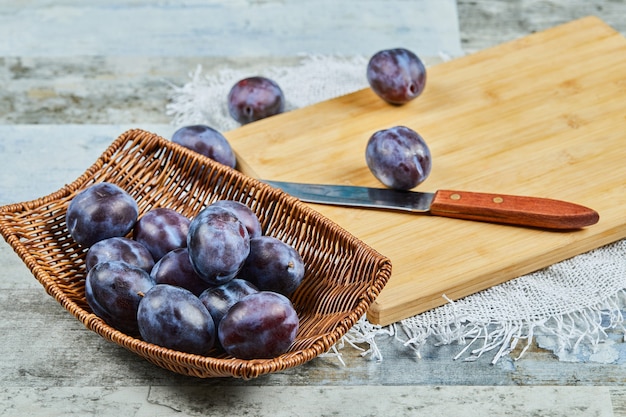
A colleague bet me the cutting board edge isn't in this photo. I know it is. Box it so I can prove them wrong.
[367,225,626,326]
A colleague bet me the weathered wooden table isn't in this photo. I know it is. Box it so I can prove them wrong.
[1,1,625,416]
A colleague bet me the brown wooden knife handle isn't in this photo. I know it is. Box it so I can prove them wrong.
[429,190,599,230]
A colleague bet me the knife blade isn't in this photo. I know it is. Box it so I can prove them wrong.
[262,180,599,230]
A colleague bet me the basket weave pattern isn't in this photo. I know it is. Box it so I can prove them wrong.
[0,129,391,379]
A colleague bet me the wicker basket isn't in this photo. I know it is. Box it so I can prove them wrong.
[0,128,392,379]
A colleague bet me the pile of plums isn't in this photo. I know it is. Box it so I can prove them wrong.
[67,182,304,359]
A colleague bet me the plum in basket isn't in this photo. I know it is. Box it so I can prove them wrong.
[210,200,263,239]
[137,284,216,355]
[66,182,138,247]
[85,260,156,335]
[133,207,190,262]
[187,205,250,286]
[150,248,211,297]
[171,125,237,168]
[199,278,258,327]
[238,236,305,297]
[218,291,299,359]
[86,236,154,273]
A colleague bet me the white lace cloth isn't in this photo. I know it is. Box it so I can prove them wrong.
[166,55,626,364]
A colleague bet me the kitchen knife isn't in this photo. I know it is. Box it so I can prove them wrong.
[262,180,599,230]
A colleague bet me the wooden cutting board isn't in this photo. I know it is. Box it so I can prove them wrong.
[225,16,626,326]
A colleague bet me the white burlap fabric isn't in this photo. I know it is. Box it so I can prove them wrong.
[166,55,626,364]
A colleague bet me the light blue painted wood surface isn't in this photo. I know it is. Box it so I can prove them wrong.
[0,0,462,57]
[0,385,616,416]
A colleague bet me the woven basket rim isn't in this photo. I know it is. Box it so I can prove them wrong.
[0,128,392,379]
